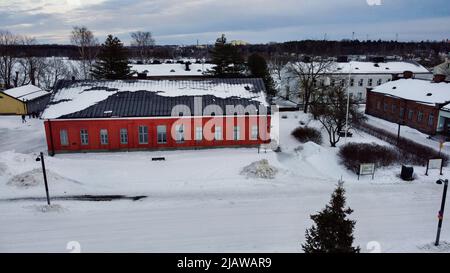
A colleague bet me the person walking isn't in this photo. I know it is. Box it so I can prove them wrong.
[21,114,26,123]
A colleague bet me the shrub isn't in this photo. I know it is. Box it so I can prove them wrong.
[291,127,323,145]
[338,143,400,173]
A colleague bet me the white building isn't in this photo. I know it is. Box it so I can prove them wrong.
[276,60,432,103]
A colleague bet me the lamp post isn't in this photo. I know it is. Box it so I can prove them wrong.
[36,152,51,205]
[435,179,448,246]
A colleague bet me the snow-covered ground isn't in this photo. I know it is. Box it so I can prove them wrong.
[0,113,449,253]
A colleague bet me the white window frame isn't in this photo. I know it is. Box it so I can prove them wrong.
[175,124,185,143]
[358,79,364,86]
[214,126,222,140]
[80,129,89,145]
[138,125,148,144]
[234,126,240,141]
[251,125,258,140]
[120,128,128,144]
[157,125,167,144]
[100,129,108,145]
[195,126,203,141]
[368,78,373,86]
[60,129,69,146]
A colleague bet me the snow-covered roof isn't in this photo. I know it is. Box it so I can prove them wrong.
[131,63,215,77]
[2,85,49,101]
[42,79,268,119]
[336,61,430,74]
[371,79,450,105]
[286,61,431,75]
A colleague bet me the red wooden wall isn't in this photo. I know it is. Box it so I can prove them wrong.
[44,116,271,154]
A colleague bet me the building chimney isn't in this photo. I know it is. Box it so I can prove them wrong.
[403,70,413,79]
[185,62,191,71]
[433,74,447,83]
[71,76,76,81]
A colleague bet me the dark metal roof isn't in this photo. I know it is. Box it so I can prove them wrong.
[48,78,269,119]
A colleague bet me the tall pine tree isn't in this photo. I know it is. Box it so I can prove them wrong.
[247,53,276,97]
[302,184,360,253]
[91,35,132,80]
[208,34,245,77]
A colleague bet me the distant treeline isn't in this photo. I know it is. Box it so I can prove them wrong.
[2,40,450,60]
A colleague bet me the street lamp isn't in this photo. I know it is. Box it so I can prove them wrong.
[435,178,448,246]
[36,152,51,205]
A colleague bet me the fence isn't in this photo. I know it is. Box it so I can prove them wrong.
[354,122,448,166]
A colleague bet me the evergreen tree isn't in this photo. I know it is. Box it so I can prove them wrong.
[208,34,245,77]
[302,184,360,253]
[91,35,132,80]
[247,53,276,97]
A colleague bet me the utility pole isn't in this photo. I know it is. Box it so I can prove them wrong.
[36,152,51,205]
[435,179,448,246]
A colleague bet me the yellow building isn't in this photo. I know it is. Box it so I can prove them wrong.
[0,85,48,115]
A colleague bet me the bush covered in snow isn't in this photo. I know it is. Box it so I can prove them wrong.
[338,143,400,172]
[240,159,278,179]
[291,127,323,145]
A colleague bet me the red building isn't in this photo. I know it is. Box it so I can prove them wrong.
[365,75,450,136]
[42,78,271,154]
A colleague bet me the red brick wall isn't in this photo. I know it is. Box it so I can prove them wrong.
[44,116,271,154]
[365,89,440,135]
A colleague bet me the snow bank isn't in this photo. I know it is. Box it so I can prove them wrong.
[7,168,76,188]
[27,204,66,213]
[240,159,279,179]
[417,242,450,253]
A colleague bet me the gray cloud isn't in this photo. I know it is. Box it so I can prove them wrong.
[0,0,449,44]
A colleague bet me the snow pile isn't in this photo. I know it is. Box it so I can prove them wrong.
[417,242,450,253]
[28,204,66,213]
[7,168,74,188]
[240,159,279,179]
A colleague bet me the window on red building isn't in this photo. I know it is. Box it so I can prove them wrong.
[60,129,69,146]
[80,129,89,145]
[120,128,128,144]
[417,111,424,122]
[428,113,434,127]
[100,129,108,145]
[408,110,414,120]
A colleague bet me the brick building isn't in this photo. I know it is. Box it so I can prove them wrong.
[41,78,271,154]
[365,75,450,136]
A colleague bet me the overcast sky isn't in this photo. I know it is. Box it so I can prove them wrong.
[1,0,449,45]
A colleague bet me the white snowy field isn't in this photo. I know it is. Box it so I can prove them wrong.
[0,113,449,253]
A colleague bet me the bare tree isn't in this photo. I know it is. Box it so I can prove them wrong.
[0,30,20,88]
[286,56,335,113]
[130,31,155,63]
[16,36,48,87]
[38,58,80,90]
[269,55,290,96]
[310,84,365,147]
[71,26,98,79]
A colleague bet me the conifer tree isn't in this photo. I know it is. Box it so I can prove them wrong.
[91,35,131,80]
[247,53,276,97]
[302,184,360,253]
[208,34,245,77]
